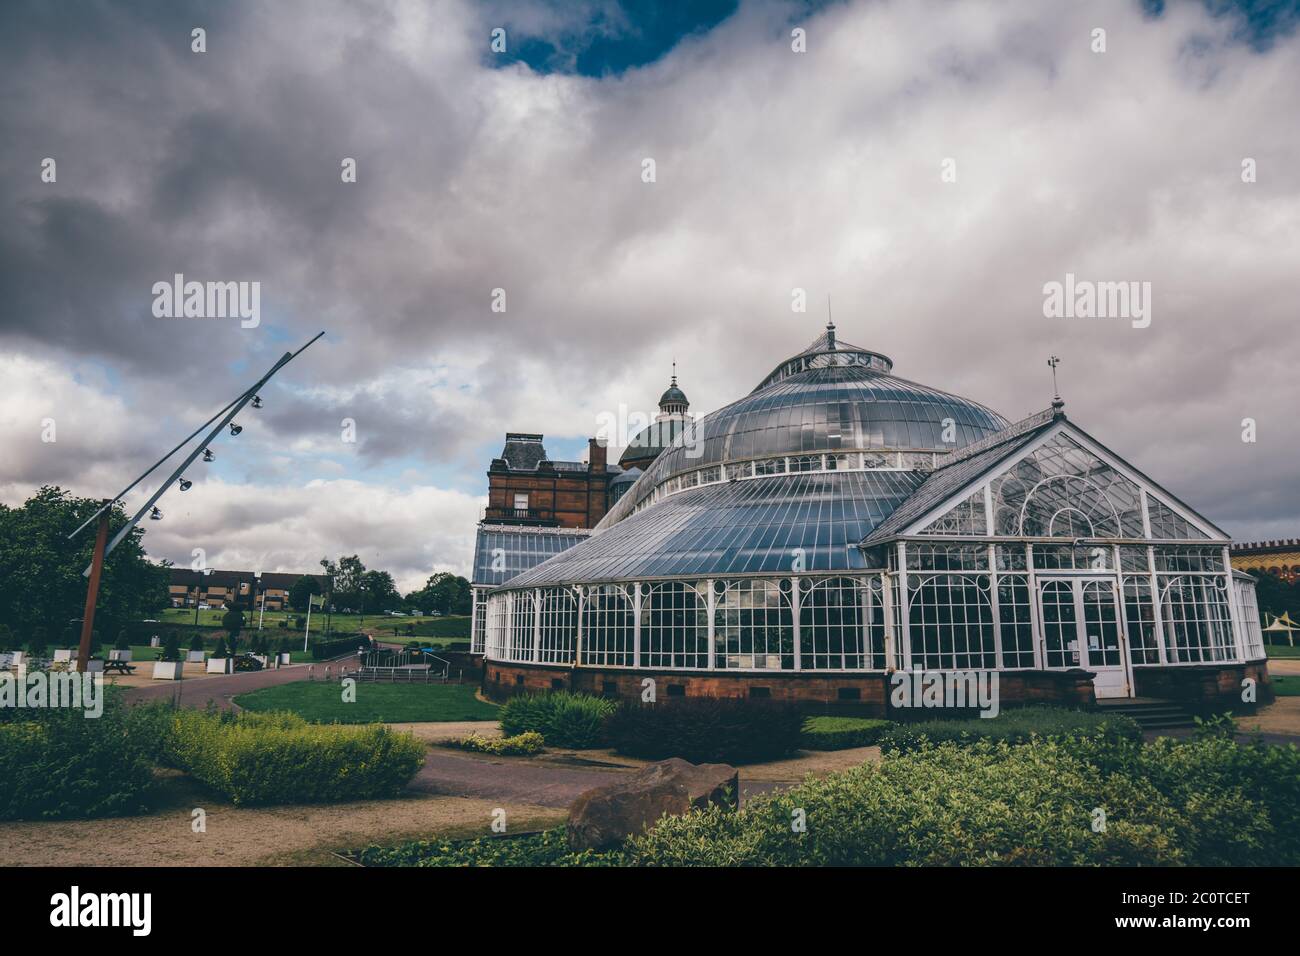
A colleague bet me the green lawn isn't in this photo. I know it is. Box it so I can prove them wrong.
[1266,644,1300,659]
[157,608,470,640]
[233,681,499,724]
[125,644,313,663]
[1272,675,1300,697]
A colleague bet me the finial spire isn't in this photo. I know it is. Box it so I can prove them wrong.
[1047,355,1064,414]
[826,296,836,348]
[671,358,677,386]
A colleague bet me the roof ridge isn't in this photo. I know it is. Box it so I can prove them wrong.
[935,407,1059,470]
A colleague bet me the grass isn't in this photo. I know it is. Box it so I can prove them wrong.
[156,609,470,641]
[1267,644,1300,659]
[233,681,499,724]
[1272,675,1300,697]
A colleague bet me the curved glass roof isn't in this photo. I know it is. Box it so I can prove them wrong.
[492,329,1009,591]
[504,468,927,588]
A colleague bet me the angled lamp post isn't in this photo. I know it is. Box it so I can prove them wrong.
[68,332,324,673]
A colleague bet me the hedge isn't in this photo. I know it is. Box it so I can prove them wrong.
[0,692,158,820]
[801,716,895,750]
[158,709,424,805]
[624,736,1300,866]
[311,634,369,661]
[606,698,804,764]
[453,731,545,756]
[499,692,615,749]
[878,706,1141,754]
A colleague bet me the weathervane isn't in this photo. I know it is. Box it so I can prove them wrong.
[1047,355,1064,412]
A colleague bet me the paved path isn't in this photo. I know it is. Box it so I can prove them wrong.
[120,660,347,711]
[407,749,783,808]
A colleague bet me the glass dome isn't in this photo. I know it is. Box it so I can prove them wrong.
[600,328,1008,528]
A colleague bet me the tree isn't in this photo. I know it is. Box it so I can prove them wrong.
[0,487,169,644]
[360,570,400,614]
[409,572,472,615]
[325,554,367,610]
[222,605,245,649]
[288,575,322,612]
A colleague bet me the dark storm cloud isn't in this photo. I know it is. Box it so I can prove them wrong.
[2,0,1299,589]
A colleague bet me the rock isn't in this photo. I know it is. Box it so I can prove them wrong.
[566,757,739,851]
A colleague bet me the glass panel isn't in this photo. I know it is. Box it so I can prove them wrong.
[996,574,1035,668]
[1148,498,1209,540]
[907,574,995,670]
[582,584,634,667]
[799,577,869,670]
[538,588,577,664]
[917,489,987,536]
[1160,576,1235,663]
[1040,580,1080,667]
[1122,576,1161,664]
[715,579,793,669]
[907,543,989,571]
[641,582,708,669]
[1081,580,1121,667]
[991,433,1144,538]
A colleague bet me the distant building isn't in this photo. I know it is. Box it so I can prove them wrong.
[168,568,328,612]
[1231,539,1300,584]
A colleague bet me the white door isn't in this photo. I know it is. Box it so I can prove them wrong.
[1037,577,1130,699]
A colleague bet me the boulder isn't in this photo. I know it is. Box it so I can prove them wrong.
[566,757,738,851]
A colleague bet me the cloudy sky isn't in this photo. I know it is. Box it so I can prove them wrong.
[2,0,1298,593]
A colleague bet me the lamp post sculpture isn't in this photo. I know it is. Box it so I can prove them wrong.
[67,332,324,673]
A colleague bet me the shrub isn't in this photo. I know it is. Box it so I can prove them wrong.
[0,692,158,820]
[159,633,181,662]
[801,716,895,750]
[878,706,1141,754]
[212,636,228,659]
[189,631,205,651]
[453,731,545,756]
[625,736,1300,866]
[158,709,424,805]
[358,827,624,867]
[113,630,131,652]
[606,698,804,764]
[499,692,615,749]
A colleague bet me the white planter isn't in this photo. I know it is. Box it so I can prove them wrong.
[252,654,269,668]
[109,649,132,662]
[53,649,73,663]
[84,659,105,673]
[9,651,23,667]
[152,661,184,681]
[277,652,292,665]
[206,658,230,674]
[186,650,206,664]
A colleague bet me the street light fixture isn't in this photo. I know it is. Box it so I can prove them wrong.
[178,477,192,491]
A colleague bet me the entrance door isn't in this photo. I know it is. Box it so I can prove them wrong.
[1037,577,1130,699]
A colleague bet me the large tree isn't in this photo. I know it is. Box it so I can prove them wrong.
[409,571,472,615]
[359,569,400,614]
[322,554,367,610]
[288,574,322,612]
[0,487,169,645]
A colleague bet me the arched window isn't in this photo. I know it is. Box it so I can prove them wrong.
[907,574,995,670]
[641,581,707,669]
[714,579,793,669]
[538,588,577,664]
[799,577,882,670]
[1160,576,1234,663]
[508,590,536,662]
[486,594,509,660]
[582,584,635,667]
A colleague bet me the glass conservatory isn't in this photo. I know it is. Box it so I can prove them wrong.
[478,326,1269,709]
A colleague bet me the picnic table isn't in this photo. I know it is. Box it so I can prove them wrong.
[103,659,137,675]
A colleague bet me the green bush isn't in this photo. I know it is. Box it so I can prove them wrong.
[158,709,424,806]
[626,736,1300,866]
[358,828,623,867]
[879,706,1141,754]
[499,692,615,749]
[801,716,895,750]
[0,692,158,820]
[159,633,181,662]
[606,698,804,764]
[453,731,545,756]
[189,631,205,651]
